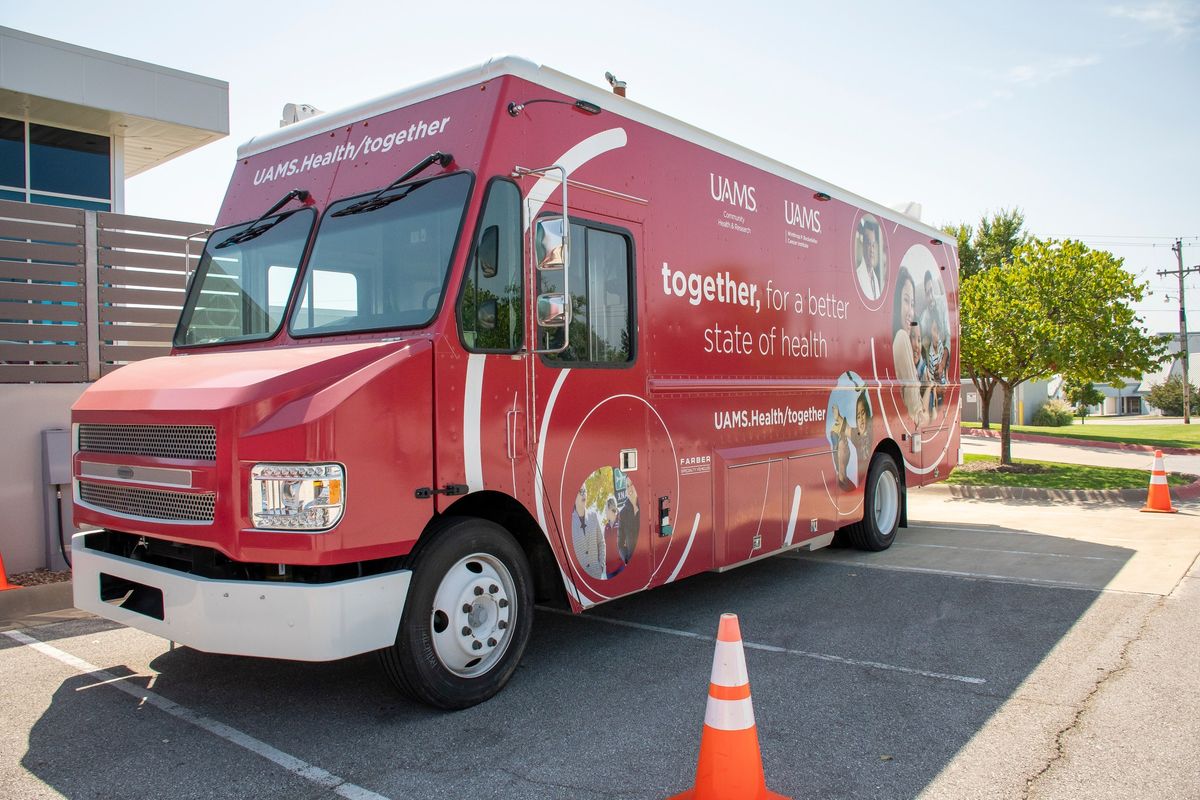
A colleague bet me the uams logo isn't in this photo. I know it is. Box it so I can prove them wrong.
[710,173,757,212]
[784,200,821,233]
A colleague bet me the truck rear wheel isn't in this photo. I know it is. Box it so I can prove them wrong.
[841,454,901,551]
[379,517,533,709]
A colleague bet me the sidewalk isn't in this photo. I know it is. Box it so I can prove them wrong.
[0,582,81,631]
[963,426,1200,458]
[961,434,1200,476]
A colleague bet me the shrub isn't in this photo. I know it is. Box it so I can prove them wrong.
[1146,377,1200,416]
[1032,398,1075,427]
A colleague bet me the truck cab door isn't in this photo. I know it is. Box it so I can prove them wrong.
[526,205,656,607]
[442,178,531,511]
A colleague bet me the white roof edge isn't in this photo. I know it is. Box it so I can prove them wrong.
[236,55,532,159]
[0,26,228,88]
[237,55,955,246]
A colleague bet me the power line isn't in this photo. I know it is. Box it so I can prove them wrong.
[1045,233,1200,240]
[1043,235,1199,248]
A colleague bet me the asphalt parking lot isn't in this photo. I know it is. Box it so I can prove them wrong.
[3,490,1199,800]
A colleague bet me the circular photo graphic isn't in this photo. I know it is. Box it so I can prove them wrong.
[570,466,641,580]
[892,245,950,427]
[826,371,873,490]
[853,213,888,304]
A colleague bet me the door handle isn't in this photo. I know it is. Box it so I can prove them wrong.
[506,409,523,460]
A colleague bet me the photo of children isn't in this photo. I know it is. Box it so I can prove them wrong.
[571,466,641,580]
[853,214,887,302]
[919,271,950,414]
[892,245,950,427]
[825,371,873,491]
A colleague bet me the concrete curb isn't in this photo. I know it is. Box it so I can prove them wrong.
[962,427,1200,456]
[0,581,73,620]
[917,476,1200,505]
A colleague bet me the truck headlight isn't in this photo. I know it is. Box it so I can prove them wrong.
[250,463,345,530]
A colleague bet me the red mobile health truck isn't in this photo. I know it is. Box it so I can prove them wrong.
[71,57,960,709]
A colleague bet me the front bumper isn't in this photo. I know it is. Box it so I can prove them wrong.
[71,533,410,661]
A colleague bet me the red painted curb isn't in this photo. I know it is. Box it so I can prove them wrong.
[1171,477,1200,501]
[961,427,1200,456]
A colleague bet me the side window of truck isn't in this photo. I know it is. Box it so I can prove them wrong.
[458,179,522,352]
[542,222,634,366]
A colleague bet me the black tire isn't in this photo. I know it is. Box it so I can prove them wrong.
[840,454,901,551]
[379,517,533,709]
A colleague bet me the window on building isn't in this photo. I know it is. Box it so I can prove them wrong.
[30,124,111,199]
[540,221,634,366]
[0,118,24,192]
[0,117,112,211]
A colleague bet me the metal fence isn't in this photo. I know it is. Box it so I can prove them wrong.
[0,199,208,383]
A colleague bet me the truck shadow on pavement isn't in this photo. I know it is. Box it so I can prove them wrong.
[20,528,1135,800]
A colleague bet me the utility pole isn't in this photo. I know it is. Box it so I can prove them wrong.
[1159,240,1198,423]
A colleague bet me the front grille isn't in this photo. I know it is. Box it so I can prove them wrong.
[79,424,216,461]
[79,481,215,522]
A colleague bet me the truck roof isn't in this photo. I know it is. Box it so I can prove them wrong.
[237,55,955,245]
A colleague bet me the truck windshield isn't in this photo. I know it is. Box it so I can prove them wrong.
[289,172,472,336]
[174,208,315,346]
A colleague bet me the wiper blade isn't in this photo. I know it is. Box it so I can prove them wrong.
[331,151,453,217]
[331,186,415,217]
[216,188,311,249]
[216,220,282,248]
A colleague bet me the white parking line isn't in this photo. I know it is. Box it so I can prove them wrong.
[896,541,1127,562]
[911,523,1041,535]
[543,608,986,686]
[787,555,1150,594]
[3,629,391,800]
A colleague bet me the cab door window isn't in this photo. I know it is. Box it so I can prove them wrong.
[458,179,523,352]
[541,222,634,366]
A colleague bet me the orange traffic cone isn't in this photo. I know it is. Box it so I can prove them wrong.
[669,613,789,800]
[0,547,20,592]
[1140,450,1178,514]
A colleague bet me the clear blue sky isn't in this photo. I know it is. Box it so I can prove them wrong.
[3,0,1197,334]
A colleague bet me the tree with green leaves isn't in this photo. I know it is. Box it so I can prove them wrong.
[1064,381,1105,424]
[943,208,1029,429]
[961,238,1166,463]
[1147,377,1200,416]
[975,209,1028,276]
[943,222,979,278]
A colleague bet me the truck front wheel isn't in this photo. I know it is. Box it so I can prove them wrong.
[379,517,533,709]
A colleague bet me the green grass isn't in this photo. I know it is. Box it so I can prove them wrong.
[946,454,1194,490]
[961,421,1200,450]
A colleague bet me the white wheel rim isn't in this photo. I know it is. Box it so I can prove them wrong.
[430,553,517,678]
[873,469,899,535]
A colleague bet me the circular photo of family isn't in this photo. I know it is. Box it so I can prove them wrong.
[853,213,888,305]
[892,244,950,428]
[826,371,873,491]
[570,466,641,580]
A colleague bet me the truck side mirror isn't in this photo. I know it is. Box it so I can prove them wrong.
[535,216,567,271]
[536,293,567,327]
[479,225,499,279]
